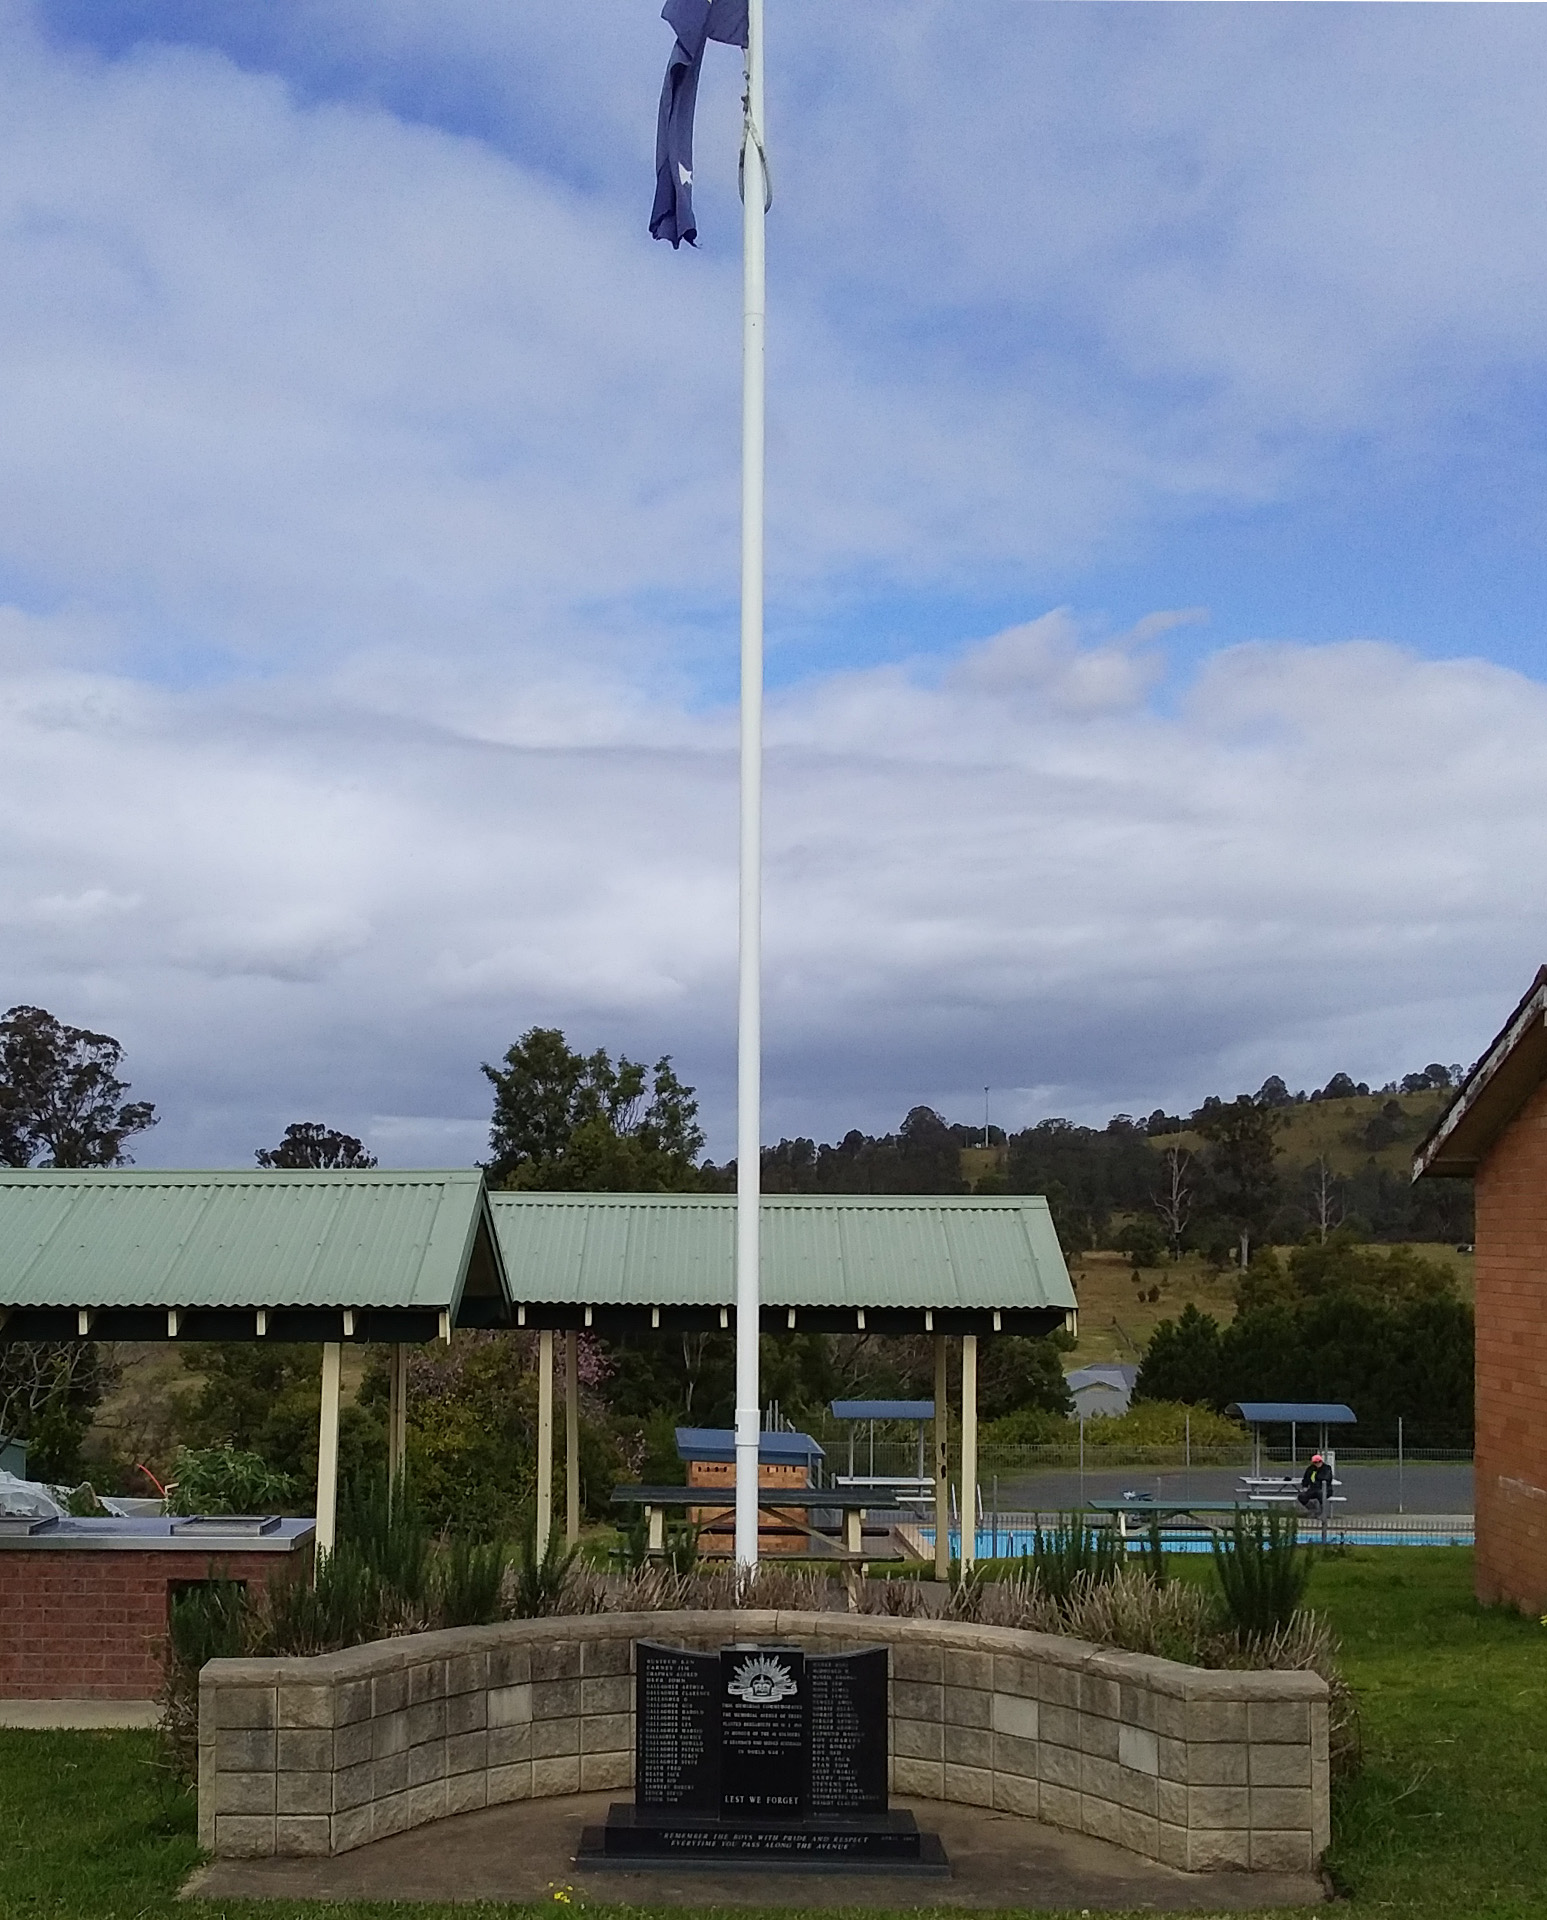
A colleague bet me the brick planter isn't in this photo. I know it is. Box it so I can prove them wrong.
[198,1610,1329,1875]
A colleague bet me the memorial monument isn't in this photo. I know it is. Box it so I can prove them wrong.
[578,1640,948,1871]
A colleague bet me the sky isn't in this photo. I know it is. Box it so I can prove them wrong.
[4,0,1547,1167]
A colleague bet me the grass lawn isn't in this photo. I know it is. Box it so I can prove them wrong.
[2,1547,1542,1919]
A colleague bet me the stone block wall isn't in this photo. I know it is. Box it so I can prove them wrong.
[1475,1075,1547,1613]
[199,1609,1329,1874]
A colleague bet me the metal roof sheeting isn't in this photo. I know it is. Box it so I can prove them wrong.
[676,1427,825,1464]
[490,1191,1076,1313]
[1227,1402,1357,1425]
[830,1399,934,1421]
[0,1169,507,1314]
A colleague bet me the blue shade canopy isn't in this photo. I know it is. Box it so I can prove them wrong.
[675,1427,825,1464]
[829,1399,934,1421]
[1228,1402,1357,1425]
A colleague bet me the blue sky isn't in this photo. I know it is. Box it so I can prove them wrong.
[4,1,1547,1164]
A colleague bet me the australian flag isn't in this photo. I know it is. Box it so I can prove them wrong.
[651,0,749,248]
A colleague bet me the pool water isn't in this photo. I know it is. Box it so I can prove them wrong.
[923,1526,1474,1557]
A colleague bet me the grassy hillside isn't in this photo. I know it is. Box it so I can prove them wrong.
[1163,1085,1453,1180]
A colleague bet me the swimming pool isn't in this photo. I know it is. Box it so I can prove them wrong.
[922,1525,1474,1556]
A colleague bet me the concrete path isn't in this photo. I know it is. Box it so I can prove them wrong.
[188,1791,1329,1912]
[0,1699,158,1729]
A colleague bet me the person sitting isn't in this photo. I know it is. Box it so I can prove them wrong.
[1297,1453,1334,1517]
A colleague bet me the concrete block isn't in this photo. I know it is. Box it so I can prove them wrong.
[446,1689,488,1736]
[215,1815,275,1858]
[1250,1741,1311,1786]
[1039,1703,1079,1750]
[945,1685,992,1728]
[215,1687,277,1730]
[371,1789,415,1841]
[1188,1827,1252,1872]
[274,1816,331,1857]
[993,1770,1040,1820]
[330,1804,373,1854]
[532,1754,581,1798]
[1038,1780,1081,1834]
[944,1762,994,1808]
[447,1730,489,1775]
[1251,1785,1314,1830]
[1157,1735,1188,1781]
[277,1684,333,1729]
[371,1752,408,1799]
[489,1683,533,1726]
[487,1721,533,1766]
[373,1711,410,1758]
[1156,1821,1189,1871]
[408,1661,448,1705]
[336,1679,373,1726]
[532,1642,582,1682]
[276,1770,332,1815]
[533,1678,581,1720]
[992,1692,1039,1741]
[892,1642,942,1684]
[1115,1768,1158,1816]
[446,1650,487,1696]
[1247,1699,1310,1745]
[332,1759,376,1813]
[372,1669,408,1718]
[488,1646,532,1688]
[894,1717,942,1761]
[1079,1754,1123,1806]
[992,1653,1039,1700]
[1038,1741,1080,1790]
[1156,1778,1187,1827]
[944,1724,992,1769]
[1186,1741,1247,1786]
[892,1756,944,1799]
[406,1779,448,1828]
[332,1718,373,1768]
[1188,1784,1249,1830]
[1080,1673,1120,1722]
[1152,1693,1188,1741]
[1037,1663,1081,1708]
[581,1675,631,1716]
[944,1648,993,1692]
[892,1680,943,1722]
[1118,1683,1157,1731]
[581,1712,630,1754]
[215,1771,277,1816]
[446,1769,489,1816]
[276,1728,333,1773]
[407,1739,447,1787]
[1251,1829,1314,1873]
[216,1727,276,1771]
[532,1717,579,1759]
[1187,1699,1246,1743]
[580,1749,632,1792]
[1079,1714,1120,1760]
[487,1761,533,1805]
[1119,1725,1158,1776]
[582,1638,632,1678]
[1081,1793,1122,1845]
[993,1731,1038,1780]
[1119,1806,1159,1861]
[406,1699,447,1745]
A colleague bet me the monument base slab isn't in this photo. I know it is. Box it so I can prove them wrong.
[577,1804,950,1875]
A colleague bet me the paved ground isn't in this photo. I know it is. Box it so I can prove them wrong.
[991,1461,1473,1519]
[0,1699,158,1729]
[189,1791,1329,1911]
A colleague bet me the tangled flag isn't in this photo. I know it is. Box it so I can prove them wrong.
[651,0,750,248]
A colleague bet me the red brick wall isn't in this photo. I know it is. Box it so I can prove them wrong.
[1475,1077,1547,1614]
[0,1547,308,1700]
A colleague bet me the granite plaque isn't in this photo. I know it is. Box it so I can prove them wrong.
[808,1647,888,1814]
[719,1644,806,1818]
[635,1641,718,1812]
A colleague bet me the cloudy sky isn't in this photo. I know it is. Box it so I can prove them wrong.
[5,1,1547,1167]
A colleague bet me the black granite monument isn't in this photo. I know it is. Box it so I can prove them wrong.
[578,1641,948,1871]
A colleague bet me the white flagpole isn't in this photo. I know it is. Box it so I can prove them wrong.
[734,0,767,1575]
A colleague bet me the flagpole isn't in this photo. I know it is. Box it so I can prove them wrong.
[734,0,767,1576]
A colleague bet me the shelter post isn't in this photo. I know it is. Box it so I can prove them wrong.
[960,1333,978,1571]
[536,1327,555,1556]
[316,1342,342,1557]
[933,1335,949,1580]
[388,1344,408,1498]
[565,1330,581,1545]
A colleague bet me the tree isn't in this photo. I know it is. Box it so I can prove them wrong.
[1152,1144,1195,1257]
[1133,1304,1225,1407]
[1194,1095,1283,1266]
[0,1004,157,1168]
[483,1028,705,1190]
[1305,1156,1345,1244]
[256,1123,377,1169]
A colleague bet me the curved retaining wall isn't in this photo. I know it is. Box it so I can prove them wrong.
[198,1609,1330,1875]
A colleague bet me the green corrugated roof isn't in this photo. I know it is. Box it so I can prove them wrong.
[0,1169,508,1314]
[489,1191,1076,1313]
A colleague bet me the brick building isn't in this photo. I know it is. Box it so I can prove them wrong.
[1415,967,1547,1613]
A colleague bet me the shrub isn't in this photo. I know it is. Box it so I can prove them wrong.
[167,1445,293,1516]
[1211,1509,1310,1637]
[437,1536,508,1627]
[1017,1513,1119,1604]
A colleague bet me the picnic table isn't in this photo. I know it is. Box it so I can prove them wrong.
[610,1483,877,1559]
[1086,1497,1248,1540]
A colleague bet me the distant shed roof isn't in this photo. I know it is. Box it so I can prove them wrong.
[1414,964,1547,1179]
[1228,1402,1357,1426]
[490,1191,1076,1336]
[0,1169,511,1344]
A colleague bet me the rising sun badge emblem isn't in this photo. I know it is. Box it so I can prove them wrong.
[726,1653,798,1703]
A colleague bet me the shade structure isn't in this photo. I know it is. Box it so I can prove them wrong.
[830,1399,935,1422]
[490,1190,1076,1336]
[1227,1403,1357,1427]
[674,1427,826,1467]
[0,1168,512,1345]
